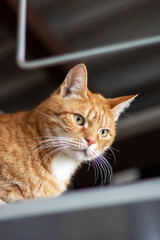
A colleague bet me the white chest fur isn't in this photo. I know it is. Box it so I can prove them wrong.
[51,153,77,183]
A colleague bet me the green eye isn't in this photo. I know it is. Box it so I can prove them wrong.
[73,114,84,126]
[99,129,109,138]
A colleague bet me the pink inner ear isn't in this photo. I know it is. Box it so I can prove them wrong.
[60,64,88,98]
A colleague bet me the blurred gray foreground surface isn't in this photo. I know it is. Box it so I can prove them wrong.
[0,178,160,240]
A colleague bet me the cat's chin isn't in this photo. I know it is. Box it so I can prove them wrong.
[65,149,93,162]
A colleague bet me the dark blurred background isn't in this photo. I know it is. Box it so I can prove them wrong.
[0,0,160,189]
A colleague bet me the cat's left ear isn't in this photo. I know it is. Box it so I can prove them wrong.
[108,94,138,122]
[60,64,88,98]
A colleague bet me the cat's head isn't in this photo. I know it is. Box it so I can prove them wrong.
[37,64,137,162]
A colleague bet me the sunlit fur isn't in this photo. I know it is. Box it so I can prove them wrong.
[0,64,137,203]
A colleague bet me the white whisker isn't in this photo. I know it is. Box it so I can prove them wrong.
[30,135,75,162]
[108,147,117,164]
[123,112,135,122]
[87,161,91,172]
[101,155,113,176]
[92,161,98,184]
[110,146,119,152]
[100,156,112,183]
[98,158,107,185]
[41,145,69,162]
[95,159,103,186]
[93,155,113,186]
[56,146,70,158]
[35,110,56,122]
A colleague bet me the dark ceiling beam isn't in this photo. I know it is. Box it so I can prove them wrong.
[0,0,71,84]
[7,0,67,56]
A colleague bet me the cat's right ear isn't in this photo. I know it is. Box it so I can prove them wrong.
[60,64,88,98]
[108,94,138,122]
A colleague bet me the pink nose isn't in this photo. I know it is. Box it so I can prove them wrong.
[86,138,96,146]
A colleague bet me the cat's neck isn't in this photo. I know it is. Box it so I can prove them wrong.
[51,154,79,185]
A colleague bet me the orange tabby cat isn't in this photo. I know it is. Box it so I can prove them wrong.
[0,64,137,203]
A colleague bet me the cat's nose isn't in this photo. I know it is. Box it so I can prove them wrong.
[85,138,96,146]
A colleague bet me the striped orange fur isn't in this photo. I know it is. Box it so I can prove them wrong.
[0,64,137,203]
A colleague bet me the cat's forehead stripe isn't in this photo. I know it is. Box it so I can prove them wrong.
[100,107,107,127]
[84,108,89,118]
[88,110,96,120]
[103,115,106,127]
[85,106,96,120]
[99,111,104,127]
[83,105,109,127]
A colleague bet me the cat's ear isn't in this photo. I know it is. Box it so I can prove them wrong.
[108,94,138,122]
[60,64,88,98]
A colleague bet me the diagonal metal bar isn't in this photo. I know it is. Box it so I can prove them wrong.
[17,0,160,69]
